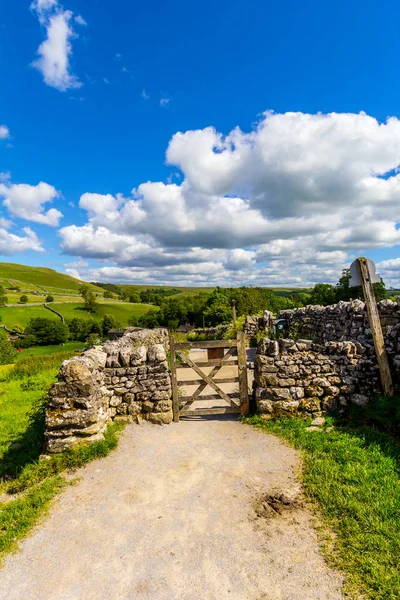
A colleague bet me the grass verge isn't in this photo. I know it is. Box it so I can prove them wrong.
[244,415,400,600]
[0,352,126,563]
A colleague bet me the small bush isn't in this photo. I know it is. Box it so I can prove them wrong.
[25,317,68,346]
[45,295,54,303]
[0,335,17,365]
[19,295,28,304]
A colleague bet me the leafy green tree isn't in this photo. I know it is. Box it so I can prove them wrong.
[25,318,68,346]
[79,284,97,312]
[0,286,8,307]
[46,295,54,302]
[203,289,232,325]
[336,268,386,302]
[0,331,17,364]
[290,292,312,307]
[129,293,141,303]
[68,318,92,341]
[309,283,337,306]
[101,314,118,335]
[19,295,28,304]
[103,290,114,299]
[85,333,103,347]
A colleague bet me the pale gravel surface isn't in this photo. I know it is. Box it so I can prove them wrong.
[0,419,343,600]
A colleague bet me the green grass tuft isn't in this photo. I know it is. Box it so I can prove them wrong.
[0,476,66,562]
[245,415,400,600]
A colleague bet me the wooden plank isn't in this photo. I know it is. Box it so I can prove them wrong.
[177,352,235,405]
[207,347,225,360]
[180,408,240,416]
[169,335,180,422]
[357,258,394,396]
[177,377,239,386]
[191,346,237,398]
[180,393,240,401]
[176,360,238,368]
[175,340,237,349]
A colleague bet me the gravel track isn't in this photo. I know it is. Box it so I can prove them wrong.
[0,419,343,600]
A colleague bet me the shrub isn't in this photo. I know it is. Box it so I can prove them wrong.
[25,318,68,346]
[45,295,54,303]
[0,333,17,365]
[20,295,29,304]
[0,285,8,307]
[18,334,36,349]
[85,333,102,347]
[101,314,117,335]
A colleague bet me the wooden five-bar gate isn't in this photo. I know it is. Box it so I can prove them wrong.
[170,332,249,421]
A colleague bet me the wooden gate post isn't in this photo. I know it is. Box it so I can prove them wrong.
[237,331,249,416]
[169,335,180,422]
[357,257,394,397]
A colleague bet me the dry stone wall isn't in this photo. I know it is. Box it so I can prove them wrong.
[254,337,380,419]
[46,328,171,453]
[279,299,400,346]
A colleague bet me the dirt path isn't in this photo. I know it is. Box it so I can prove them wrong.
[0,420,343,600]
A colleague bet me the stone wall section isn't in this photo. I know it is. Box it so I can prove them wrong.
[279,299,400,346]
[243,310,274,342]
[254,337,380,420]
[45,328,171,453]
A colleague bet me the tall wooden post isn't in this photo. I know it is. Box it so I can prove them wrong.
[237,331,249,416]
[169,335,180,422]
[357,257,394,397]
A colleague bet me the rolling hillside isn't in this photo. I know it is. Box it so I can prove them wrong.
[0,263,104,295]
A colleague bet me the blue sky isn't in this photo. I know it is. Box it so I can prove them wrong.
[1,0,400,287]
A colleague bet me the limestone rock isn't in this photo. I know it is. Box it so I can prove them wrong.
[148,344,167,363]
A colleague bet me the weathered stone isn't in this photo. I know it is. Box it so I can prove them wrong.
[151,390,171,400]
[153,400,173,413]
[311,416,325,427]
[312,377,330,387]
[258,373,278,387]
[289,386,304,399]
[145,409,173,425]
[305,385,324,397]
[130,346,147,366]
[142,400,153,412]
[257,387,292,401]
[299,397,321,413]
[109,396,122,407]
[350,393,368,406]
[128,402,142,415]
[148,344,167,363]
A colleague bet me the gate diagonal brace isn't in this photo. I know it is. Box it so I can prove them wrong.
[178,352,240,409]
[186,346,237,406]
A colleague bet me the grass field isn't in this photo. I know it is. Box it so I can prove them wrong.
[0,302,157,329]
[15,342,85,358]
[246,415,400,600]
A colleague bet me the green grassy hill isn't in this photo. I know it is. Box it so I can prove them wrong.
[0,263,104,295]
[0,302,156,330]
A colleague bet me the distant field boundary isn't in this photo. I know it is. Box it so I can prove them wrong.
[44,303,65,324]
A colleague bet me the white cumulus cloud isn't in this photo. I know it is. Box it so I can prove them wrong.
[0,181,63,226]
[31,0,85,91]
[0,227,44,255]
[58,111,400,286]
